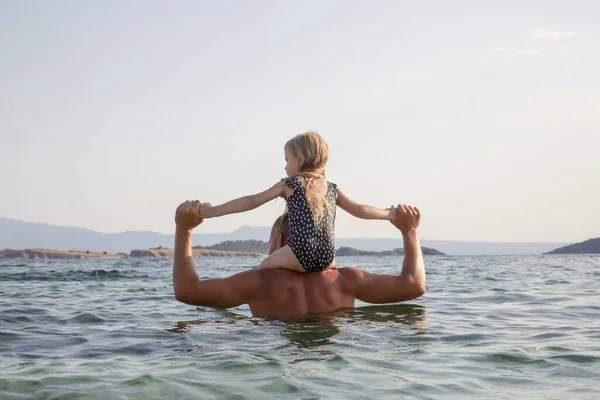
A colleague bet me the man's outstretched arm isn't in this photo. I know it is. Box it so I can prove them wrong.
[345,205,426,304]
[172,201,260,308]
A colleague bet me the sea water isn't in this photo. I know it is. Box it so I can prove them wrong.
[1,255,599,399]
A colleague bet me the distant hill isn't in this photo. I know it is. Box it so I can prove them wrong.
[0,217,270,254]
[0,217,571,255]
[545,238,600,254]
[337,246,445,256]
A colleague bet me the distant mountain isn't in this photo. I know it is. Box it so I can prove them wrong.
[0,217,570,255]
[545,238,600,254]
[0,217,270,254]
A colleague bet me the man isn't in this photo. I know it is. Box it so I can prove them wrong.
[173,201,425,319]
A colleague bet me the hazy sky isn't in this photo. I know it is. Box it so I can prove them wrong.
[1,1,598,242]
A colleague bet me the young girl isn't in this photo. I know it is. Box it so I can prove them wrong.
[199,131,396,272]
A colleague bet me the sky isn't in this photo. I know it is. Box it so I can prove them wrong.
[1,0,599,242]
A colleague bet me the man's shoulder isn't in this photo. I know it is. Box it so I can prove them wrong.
[337,267,366,279]
[336,267,373,292]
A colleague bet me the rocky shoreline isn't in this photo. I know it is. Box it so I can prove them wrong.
[0,249,124,260]
[0,248,266,260]
[1,246,445,260]
[336,246,445,256]
[129,248,265,258]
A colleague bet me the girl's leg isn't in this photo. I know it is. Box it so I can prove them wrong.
[323,258,336,270]
[257,245,306,272]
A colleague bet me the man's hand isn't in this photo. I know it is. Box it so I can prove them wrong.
[175,200,204,230]
[389,204,420,234]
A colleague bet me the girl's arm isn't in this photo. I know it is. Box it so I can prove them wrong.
[336,187,396,220]
[201,181,288,218]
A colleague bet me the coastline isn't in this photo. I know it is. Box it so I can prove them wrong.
[0,249,124,260]
[0,248,267,260]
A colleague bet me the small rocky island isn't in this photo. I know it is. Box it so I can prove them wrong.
[193,240,269,254]
[336,246,445,256]
[130,247,264,258]
[124,240,270,258]
[545,238,600,254]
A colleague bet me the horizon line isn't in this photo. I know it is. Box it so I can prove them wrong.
[1,216,583,244]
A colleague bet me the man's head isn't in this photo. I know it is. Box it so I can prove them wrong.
[269,213,289,254]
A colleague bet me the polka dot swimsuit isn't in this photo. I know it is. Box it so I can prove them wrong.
[284,176,337,272]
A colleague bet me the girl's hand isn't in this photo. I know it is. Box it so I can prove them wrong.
[199,202,213,219]
[386,206,398,221]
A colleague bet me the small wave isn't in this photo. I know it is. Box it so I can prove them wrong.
[126,287,161,293]
[0,268,150,282]
[544,279,571,285]
[444,333,490,343]
[485,352,540,365]
[549,354,600,364]
[0,315,34,324]
[529,332,568,340]
[0,331,21,339]
[90,269,123,278]
[68,313,106,324]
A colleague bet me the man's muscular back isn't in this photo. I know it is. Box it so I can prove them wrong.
[250,268,356,319]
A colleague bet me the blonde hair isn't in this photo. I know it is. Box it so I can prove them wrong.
[285,131,329,225]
